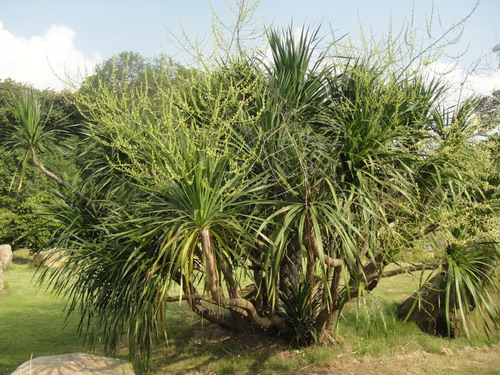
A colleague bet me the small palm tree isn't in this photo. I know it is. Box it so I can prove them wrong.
[9,90,81,197]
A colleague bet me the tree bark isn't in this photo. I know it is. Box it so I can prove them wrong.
[305,214,316,308]
[200,227,221,303]
[199,227,286,331]
[315,264,342,340]
[31,148,88,202]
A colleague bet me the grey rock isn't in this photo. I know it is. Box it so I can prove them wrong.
[0,244,12,268]
[34,248,68,268]
[11,353,135,375]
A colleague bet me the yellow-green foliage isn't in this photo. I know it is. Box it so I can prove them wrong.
[10,18,497,370]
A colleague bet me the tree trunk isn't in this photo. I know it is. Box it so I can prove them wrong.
[31,148,88,202]
[315,264,342,342]
[200,227,221,303]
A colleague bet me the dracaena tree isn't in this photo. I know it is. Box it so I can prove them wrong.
[15,25,498,369]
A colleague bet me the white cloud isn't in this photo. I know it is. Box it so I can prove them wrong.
[422,60,500,104]
[0,21,102,90]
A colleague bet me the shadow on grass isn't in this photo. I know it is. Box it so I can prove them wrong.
[151,319,295,375]
[149,299,421,374]
[12,255,32,265]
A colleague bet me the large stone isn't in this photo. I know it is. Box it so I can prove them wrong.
[397,272,470,337]
[397,273,451,336]
[11,353,135,375]
[0,267,4,293]
[34,248,68,268]
[0,244,13,268]
[397,253,495,338]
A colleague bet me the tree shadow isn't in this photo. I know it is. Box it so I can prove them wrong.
[151,321,293,375]
[12,254,31,265]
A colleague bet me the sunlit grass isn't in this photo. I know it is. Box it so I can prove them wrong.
[1,255,497,375]
[151,275,498,374]
[0,263,85,373]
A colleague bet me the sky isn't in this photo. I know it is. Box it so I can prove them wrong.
[0,0,499,95]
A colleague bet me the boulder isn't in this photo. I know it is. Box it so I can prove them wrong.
[34,249,68,268]
[0,244,13,268]
[11,353,135,375]
[398,252,495,338]
[397,272,469,337]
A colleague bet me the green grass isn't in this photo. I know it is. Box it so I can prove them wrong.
[0,253,109,374]
[1,254,498,375]
[149,269,499,374]
[148,297,498,375]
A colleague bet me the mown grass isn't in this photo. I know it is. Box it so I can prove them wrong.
[150,270,499,375]
[149,296,498,375]
[0,250,113,374]
[1,253,498,375]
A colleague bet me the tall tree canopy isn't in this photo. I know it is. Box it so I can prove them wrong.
[79,51,191,95]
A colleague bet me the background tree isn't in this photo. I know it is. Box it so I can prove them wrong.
[0,80,81,249]
[476,45,500,133]
[79,51,190,96]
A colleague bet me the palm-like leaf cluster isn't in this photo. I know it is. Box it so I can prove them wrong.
[7,90,53,192]
[23,26,497,367]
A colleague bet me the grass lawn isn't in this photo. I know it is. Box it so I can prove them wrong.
[0,250,111,374]
[149,267,500,374]
[1,252,498,374]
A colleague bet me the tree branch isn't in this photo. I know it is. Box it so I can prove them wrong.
[165,293,285,330]
[31,148,89,203]
[380,263,440,278]
[362,262,440,285]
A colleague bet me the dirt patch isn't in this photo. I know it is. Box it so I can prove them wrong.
[302,345,500,375]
